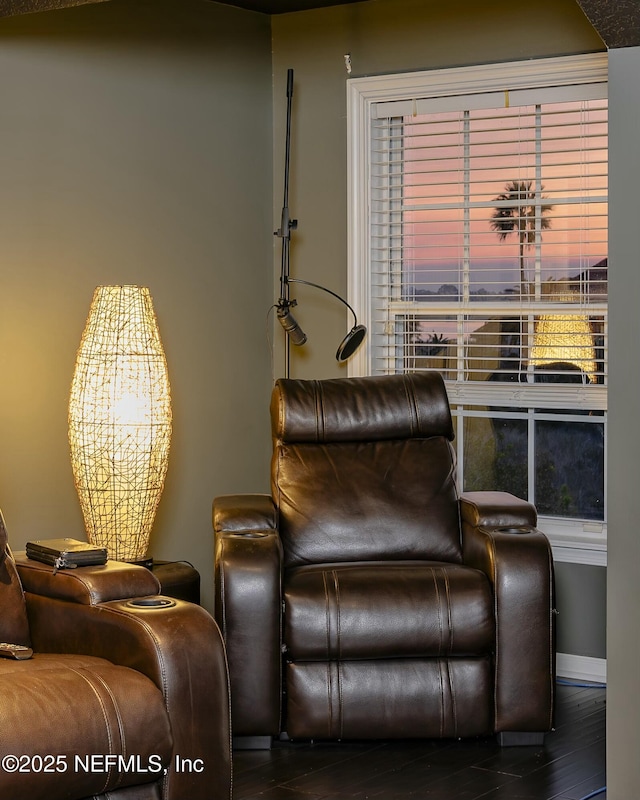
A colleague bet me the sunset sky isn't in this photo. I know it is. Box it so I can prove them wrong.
[396,99,607,298]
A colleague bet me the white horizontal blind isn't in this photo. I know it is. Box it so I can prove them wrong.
[370,84,608,406]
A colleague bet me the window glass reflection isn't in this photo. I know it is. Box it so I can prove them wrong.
[535,420,604,520]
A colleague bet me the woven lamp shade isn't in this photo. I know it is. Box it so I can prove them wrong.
[68,286,172,562]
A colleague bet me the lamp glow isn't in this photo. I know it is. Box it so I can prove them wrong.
[68,286,172,562]
[530,315,597,383]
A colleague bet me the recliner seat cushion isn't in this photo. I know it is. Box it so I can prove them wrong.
[0,653,173,800]
[284,561,494,660]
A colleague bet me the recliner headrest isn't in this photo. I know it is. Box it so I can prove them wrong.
[271,373,454,444]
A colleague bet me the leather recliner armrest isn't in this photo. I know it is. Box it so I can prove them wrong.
[213,494,282,738]
[14,552,160,604]
[213,493,278,533]
[24,592,232,800]
[460,490,538,529]
[459,491,555,736]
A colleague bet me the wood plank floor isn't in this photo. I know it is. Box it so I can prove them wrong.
[233,682,606,800]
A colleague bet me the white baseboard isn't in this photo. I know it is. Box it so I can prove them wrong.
[557,652,607,684]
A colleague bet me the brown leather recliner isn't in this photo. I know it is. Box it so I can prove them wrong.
[0,510,232,800]
[214,373,555,747]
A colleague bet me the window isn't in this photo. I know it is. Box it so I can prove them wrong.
[348,54,608,564]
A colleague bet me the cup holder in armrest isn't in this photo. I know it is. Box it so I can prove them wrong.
[126,597,177,609]
[494,526,533,534]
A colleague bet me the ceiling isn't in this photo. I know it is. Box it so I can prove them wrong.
[575,0,640,47]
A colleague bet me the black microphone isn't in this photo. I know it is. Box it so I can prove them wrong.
[277,303,307,347]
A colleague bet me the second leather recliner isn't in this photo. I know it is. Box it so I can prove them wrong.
[214,372,555,747]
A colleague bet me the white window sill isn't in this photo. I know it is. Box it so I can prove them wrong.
[537,516,607,566]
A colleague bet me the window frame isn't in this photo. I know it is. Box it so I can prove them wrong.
[347,53,608,566]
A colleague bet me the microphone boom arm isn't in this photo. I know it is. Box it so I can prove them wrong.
[286,278,358,329]
[285,277,367,363]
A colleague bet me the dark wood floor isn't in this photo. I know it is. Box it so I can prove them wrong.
[233,682,606,800]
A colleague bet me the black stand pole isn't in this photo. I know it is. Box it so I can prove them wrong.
[273,69,366,374]
[275,69,297,379]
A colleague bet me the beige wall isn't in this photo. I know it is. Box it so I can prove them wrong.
[0,0,273,612]
[271,0,603,379]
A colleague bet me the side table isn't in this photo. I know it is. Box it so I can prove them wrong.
[151,560,200,604]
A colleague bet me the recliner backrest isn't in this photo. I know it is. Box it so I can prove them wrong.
[270,373,462,569]
[0,510,32,646]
